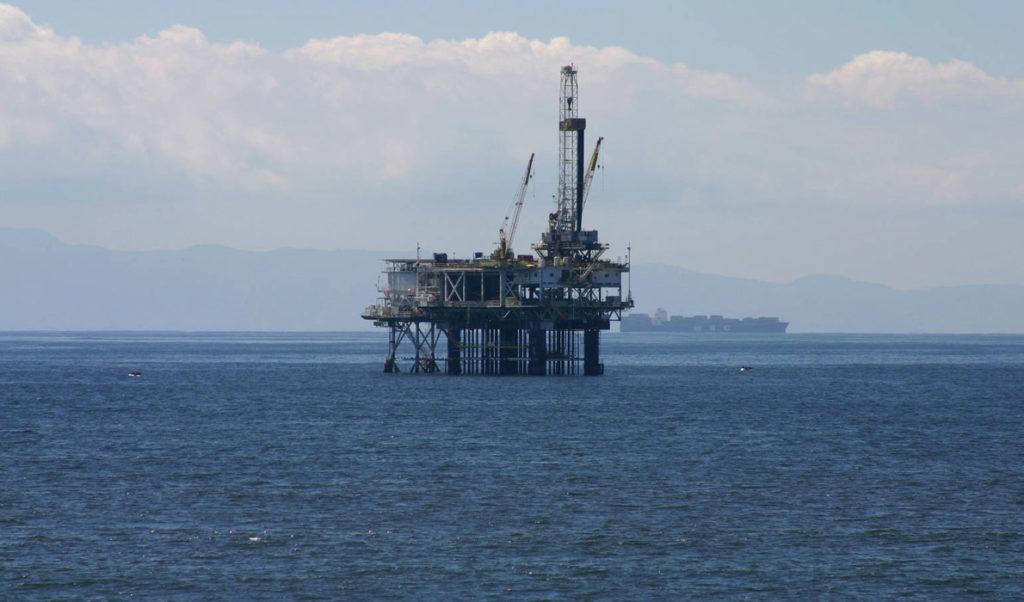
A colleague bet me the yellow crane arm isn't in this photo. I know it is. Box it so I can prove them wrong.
[581,136,603,210]
[496,153,535,260]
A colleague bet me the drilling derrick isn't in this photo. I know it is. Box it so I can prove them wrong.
[362,65,633,376]
[554,64,584,234]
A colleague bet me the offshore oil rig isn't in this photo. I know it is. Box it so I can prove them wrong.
[362,65,633,375]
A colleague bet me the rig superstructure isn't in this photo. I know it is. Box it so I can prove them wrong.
[362,65,633,375]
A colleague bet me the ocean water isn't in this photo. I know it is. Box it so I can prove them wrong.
[2,331,1023,599]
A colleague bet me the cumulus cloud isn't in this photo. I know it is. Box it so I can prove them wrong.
[0,2,41,41]
[0,10,289,186]
[0,4,764,192]
[807,50,1024,108]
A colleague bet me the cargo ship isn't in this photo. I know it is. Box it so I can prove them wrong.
[621,308,788,333]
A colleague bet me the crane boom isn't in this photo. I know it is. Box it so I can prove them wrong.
[494,153,535,261]
[581,136,603,210]
[507,153,534,252]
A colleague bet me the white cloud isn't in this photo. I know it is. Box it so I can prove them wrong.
[0,8,286,185]
[0,2,45,42]
[0,5,764,191]
[807,50,1024,108]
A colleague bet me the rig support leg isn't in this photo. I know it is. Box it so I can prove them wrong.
[446,328,461,375]
[584,329,602,376]
[500,327,518,375]
[528,328,547,376]
[384,325,400,373]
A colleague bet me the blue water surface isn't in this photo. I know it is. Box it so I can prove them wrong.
[2,332,1023,599]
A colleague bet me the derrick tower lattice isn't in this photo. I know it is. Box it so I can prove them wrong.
[555,65,584,234]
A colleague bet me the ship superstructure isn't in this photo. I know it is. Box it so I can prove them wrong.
[362,65,633,375]
[621,312,789,333]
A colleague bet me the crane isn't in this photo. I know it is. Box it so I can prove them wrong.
[494,153,534,262]
[581,136,604,210]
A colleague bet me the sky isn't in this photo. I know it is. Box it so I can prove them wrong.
[2,1,1023,289]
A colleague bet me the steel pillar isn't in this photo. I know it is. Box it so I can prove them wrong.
[499,327,518,375]
[528,328,547,375]
[446,328,461,375]
[584,329,602,376]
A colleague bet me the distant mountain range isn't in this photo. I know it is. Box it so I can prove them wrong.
[0,228,391,331]
[3,228,1024,333]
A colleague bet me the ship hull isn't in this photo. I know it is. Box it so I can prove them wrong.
[621,314,788,333]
